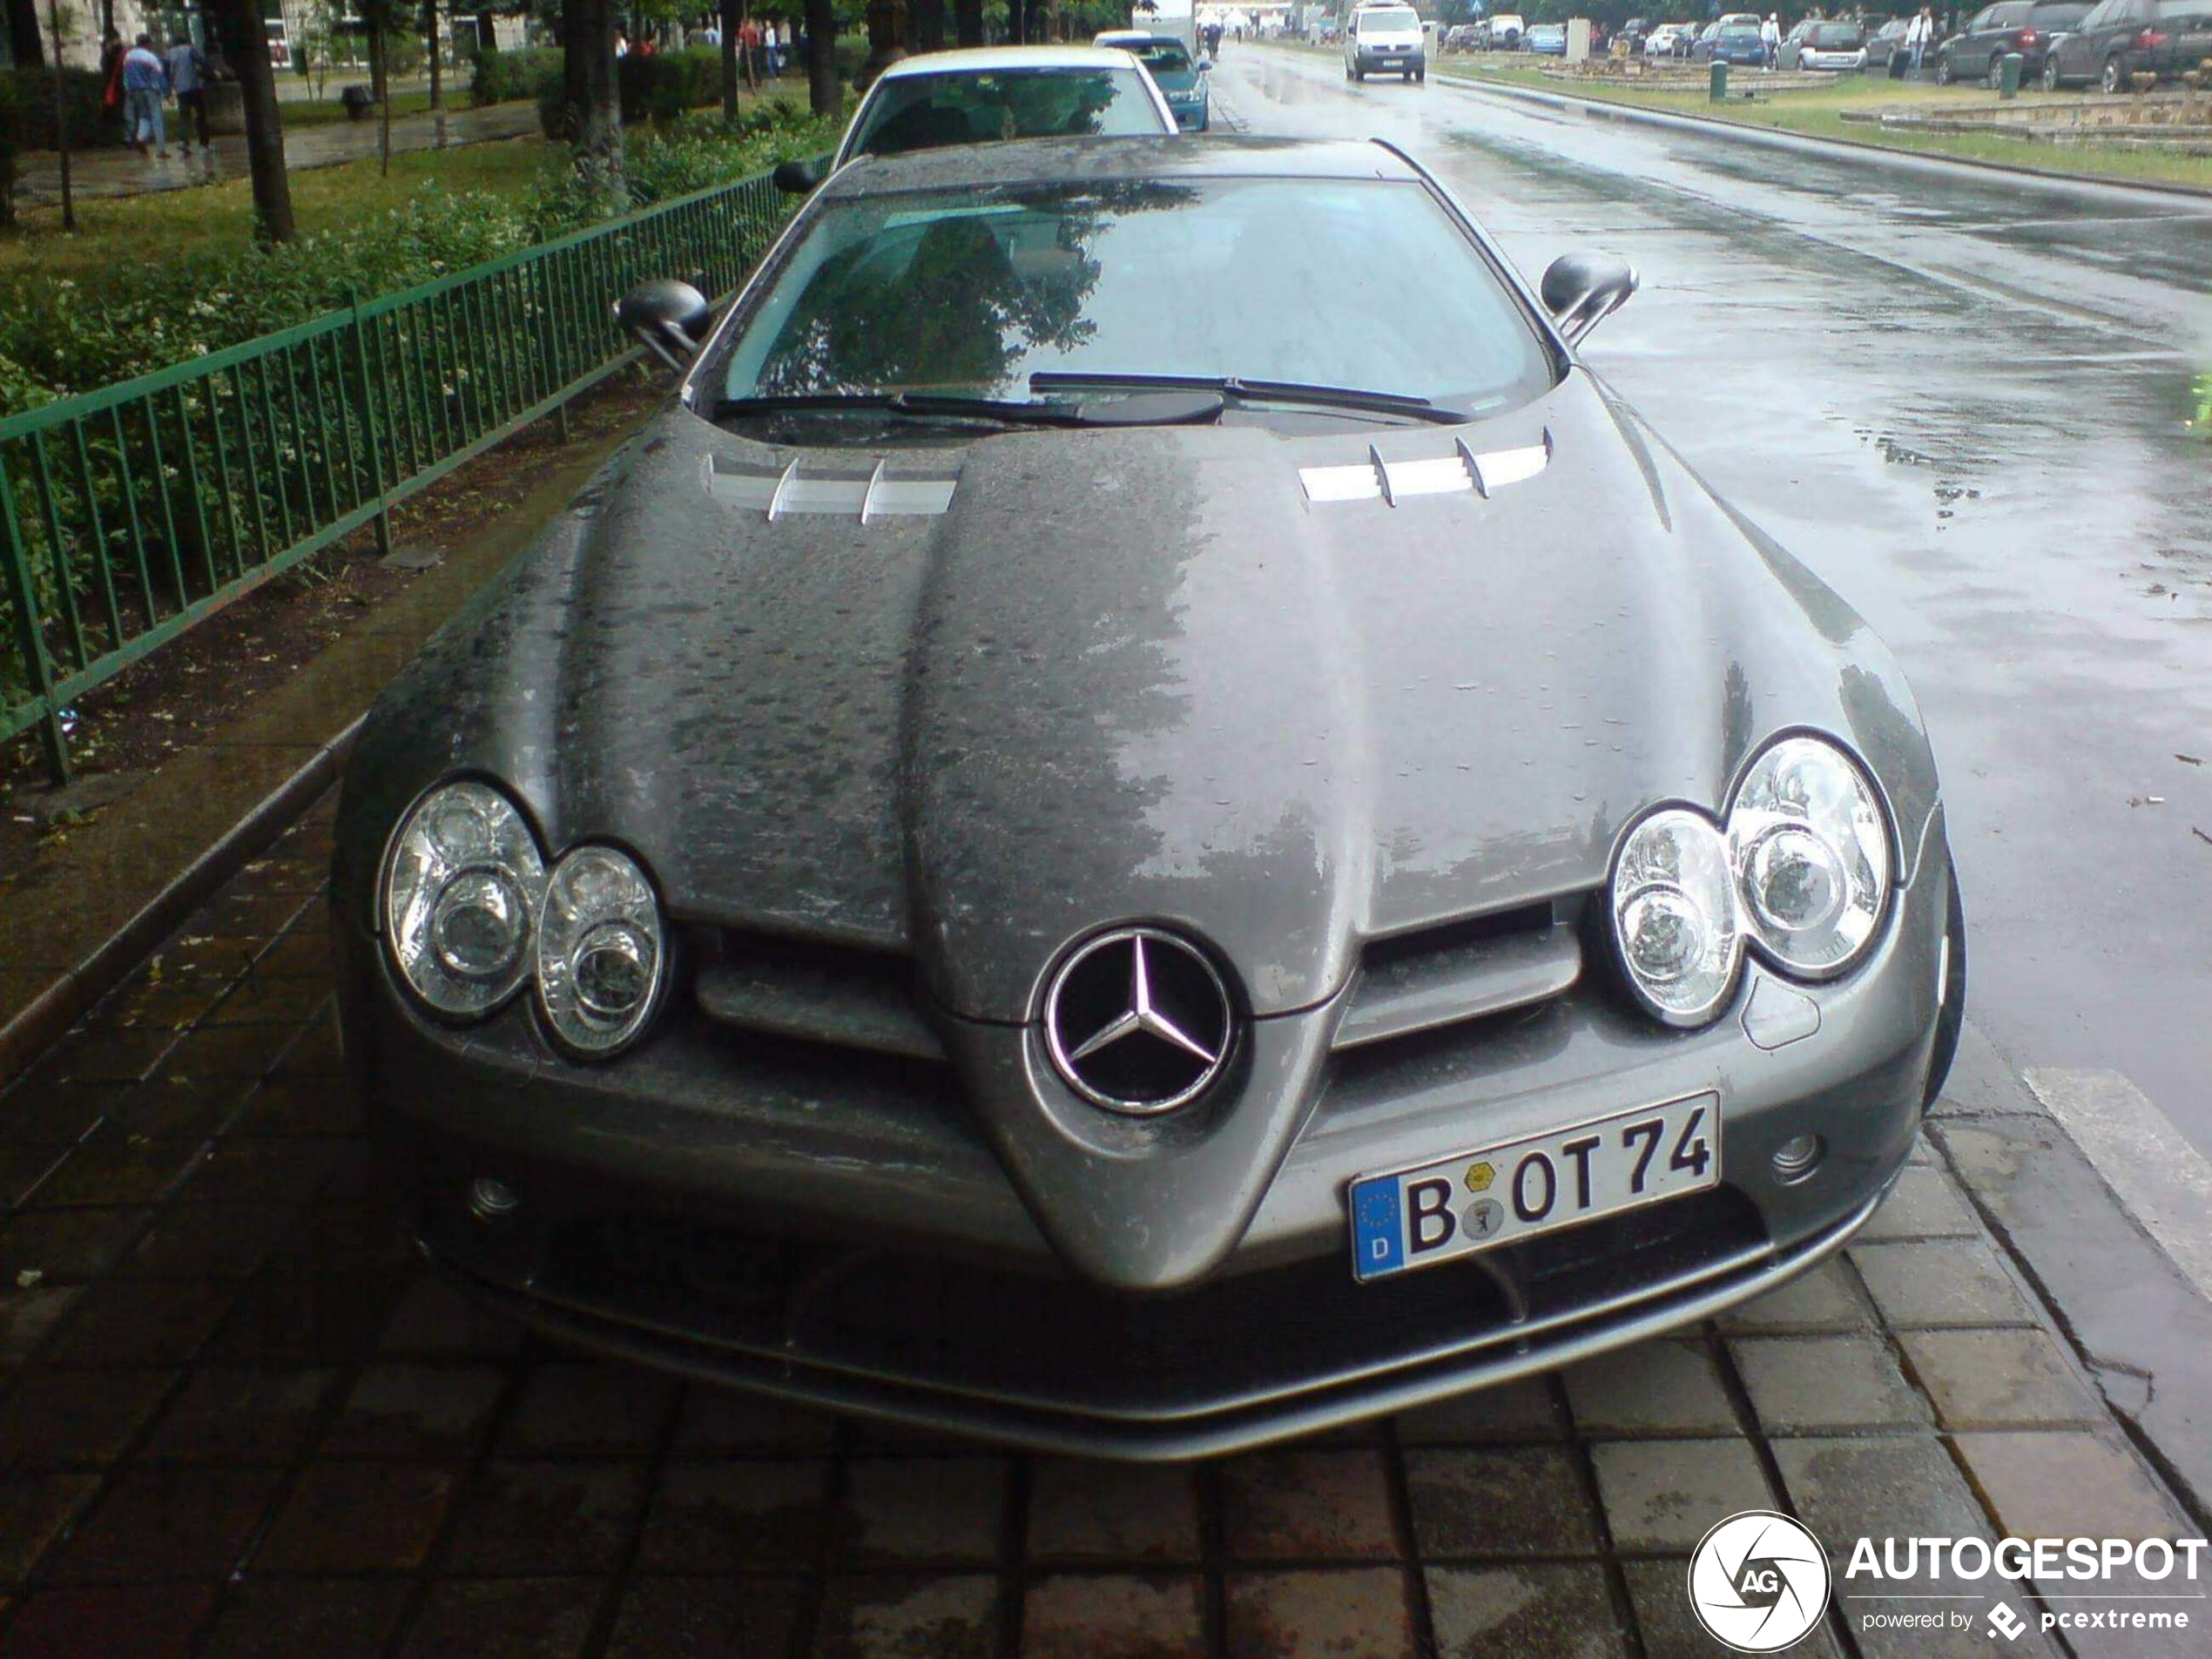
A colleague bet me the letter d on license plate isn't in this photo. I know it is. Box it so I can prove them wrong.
[1348,1093,1720,1283]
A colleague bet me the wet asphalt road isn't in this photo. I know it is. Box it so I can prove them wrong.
[1222,48,2212,1152]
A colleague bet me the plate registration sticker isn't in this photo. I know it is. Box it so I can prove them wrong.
[1348,1093,1720,1283]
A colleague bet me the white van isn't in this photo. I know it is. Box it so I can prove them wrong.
[1344,1,1426,78]
[1488,11,1526,46]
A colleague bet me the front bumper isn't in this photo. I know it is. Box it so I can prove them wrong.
[345,831,1948,1456]
[1353,48,1426,70]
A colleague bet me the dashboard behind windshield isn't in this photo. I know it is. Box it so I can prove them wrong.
[709,178,1554,415]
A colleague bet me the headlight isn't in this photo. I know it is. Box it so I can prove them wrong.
[1609,808,1742,1026]
[536,846,666,1057]
[1728,736,1890,977]
[383,780,544,1018]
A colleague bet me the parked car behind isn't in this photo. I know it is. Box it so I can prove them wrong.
[1781,18,1870,66]
[2041,0,2212,88]
[1095,29,1211,129]
[1695,20,1770,62]
[1527,20,1569,52]
[830,46,1176,166]
[1865,16,1913,71]
[1488,10,1526,45]
[1932,0,2090,84]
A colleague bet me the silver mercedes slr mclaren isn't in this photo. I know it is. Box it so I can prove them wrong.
[333,136,1966,1458]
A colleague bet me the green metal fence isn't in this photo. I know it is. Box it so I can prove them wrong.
[1,165,790,787]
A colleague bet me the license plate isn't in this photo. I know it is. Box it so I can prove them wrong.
[1348,1093,1719,1283]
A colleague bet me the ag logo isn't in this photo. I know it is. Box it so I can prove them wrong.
[1464,1161,1496,1194]
[1686,1510,1831,1652]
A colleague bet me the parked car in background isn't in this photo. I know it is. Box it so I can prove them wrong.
[2041,0,2212,88]
[1618,15,1653,51]
[1488,10,1527,45]
[1643,21,1697,55]
[1095,30,1211,129]
[1932,0,2090,84]
[1345,0,1428,78]
[1527,20,1569,51]
[1695,20,1770,62]
[1781,18,1870,66]
[829,47,1176,166]
[1865,15,1914,71]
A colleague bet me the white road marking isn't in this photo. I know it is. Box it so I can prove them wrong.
[2025,1068,2212,1306]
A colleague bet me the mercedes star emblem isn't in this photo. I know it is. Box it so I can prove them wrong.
[1042,927,1235,1114]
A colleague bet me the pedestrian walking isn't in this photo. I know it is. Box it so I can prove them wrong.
[165,30,212,154]
[121,34,171,159]
[1759,10,1780,66]
[1905,6,1932,73]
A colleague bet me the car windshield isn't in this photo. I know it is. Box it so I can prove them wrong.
[844,68,1163,159]
[711,178,1554,417]
[1808,24,1861,42]
[1357,7,1420,30]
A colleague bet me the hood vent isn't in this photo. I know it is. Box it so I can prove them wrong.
[705,456,960,523]
[691,931,947,1062]
[1334,900,1583,1052]
[1300,430,1552,507]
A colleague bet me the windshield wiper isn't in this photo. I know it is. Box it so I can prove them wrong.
[1028,372,1464,425]
[715,391,1090,428]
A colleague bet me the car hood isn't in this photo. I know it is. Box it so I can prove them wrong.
[337,368,1938,1031]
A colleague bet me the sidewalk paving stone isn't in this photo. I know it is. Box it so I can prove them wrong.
[1715,1257,1878,1333]
[439,1459,651,1575]
[394,1575,605,1659]
[1021,1572,1208,1659]
[1404,1446,1602,1558]
[1027,1459,1203,1563]
[1620,1559,1845,1659]
[1896,1327,2105,1429]
[1220,1448,1399,1561]
[195,1577,413,1659]
[1953,1429,2195,1541]
[1588,1439,1776,1551]
[1224,1567,1415,1659]
[1730,1334,1933,1433]
[1426,1562,1627,1659]
[1847,1237,2039,1328]
[603,1573,807,1657]
[816,1574,1002,1659]
[1561,1339,1737,1436]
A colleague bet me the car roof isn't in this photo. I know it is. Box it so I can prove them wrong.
[874,44,1143,78]
[819,135,1425,199]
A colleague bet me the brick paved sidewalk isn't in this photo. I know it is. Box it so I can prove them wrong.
[0,796,2199,1658]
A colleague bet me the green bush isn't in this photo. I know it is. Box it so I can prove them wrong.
[0,66,120,153]
[618,48,725,125]
[523,104,839,234]
[470,44,563,107]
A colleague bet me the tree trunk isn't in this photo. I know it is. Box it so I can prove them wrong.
[206,0,296,241]
[427,0,442,107]
[1006,0,1020,43]
[374,21,391,173]
[719,0,742,115]
[804,0,840,115]
[5,0,44,68]
[561,0,625,208]
[909,0,943,51]
[44,0,71,230]
[954,0,981,45]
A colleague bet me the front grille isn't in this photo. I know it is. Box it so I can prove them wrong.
[532,1185,1765,1420]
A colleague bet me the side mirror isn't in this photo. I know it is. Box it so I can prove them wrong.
[772,154,828,195]
[615,279,713,373]
[1198,55,1213,68]
[1540,252,1639,346]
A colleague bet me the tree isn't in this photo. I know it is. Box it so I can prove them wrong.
[44,0,71,232]
[954,0,981,44]
[205,0,297,241]
[425,0,442,107]
[805,0,840,113]
[6,0,44,68]
[560,0,624,207]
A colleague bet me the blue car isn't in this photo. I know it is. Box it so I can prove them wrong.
[1096,30,1211,131]
[1527,21,1568,51]
[1696,23,1770,63]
